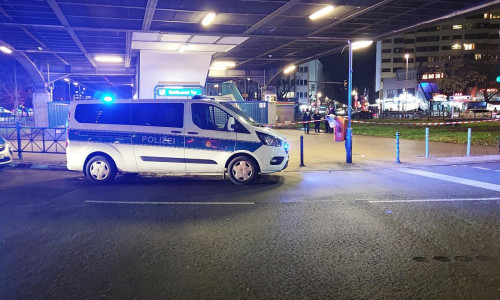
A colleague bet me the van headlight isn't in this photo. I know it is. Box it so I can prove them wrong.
[256,132,282,147]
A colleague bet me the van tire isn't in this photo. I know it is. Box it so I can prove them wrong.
[227,155,256,185]
[85,155,117,184]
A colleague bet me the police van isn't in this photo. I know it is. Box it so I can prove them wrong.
[66,98,289,185]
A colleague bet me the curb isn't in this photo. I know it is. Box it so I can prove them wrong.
[8,162,67,171]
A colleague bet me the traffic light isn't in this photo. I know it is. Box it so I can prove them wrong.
[496,75,500,83]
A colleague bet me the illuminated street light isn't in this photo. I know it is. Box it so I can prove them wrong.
[283,65,296,74]
[309,5,335,20]
[345,40,374,164]
[351,40,373,50]
[63,78,70,82]
[201,12,216,26]
[0,46,13,54]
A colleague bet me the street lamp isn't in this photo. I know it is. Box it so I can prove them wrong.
[404,53,410,112]
[346,40,373,163]
[64,78,71,101]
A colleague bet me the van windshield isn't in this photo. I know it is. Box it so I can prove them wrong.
[219,102,261,127]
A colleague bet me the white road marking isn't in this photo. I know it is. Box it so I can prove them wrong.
[472,167,490,170]
[398,168,500,192]
[495,170,500,173]
[85,200,255,205]
[367,197,500,203]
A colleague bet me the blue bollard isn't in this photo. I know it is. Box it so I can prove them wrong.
[16,121,22,159]
[396,131,400,163]
[467,128,471,157]
[345,127,352,163]
[300,135,305,167]
[425,127,429,159]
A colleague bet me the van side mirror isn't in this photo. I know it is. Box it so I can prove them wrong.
[227,117,235,132]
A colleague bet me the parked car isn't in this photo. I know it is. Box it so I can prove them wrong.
[0,136,13,168]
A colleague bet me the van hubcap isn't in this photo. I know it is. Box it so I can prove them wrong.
[90,161,110,180]
[232,160,252,181]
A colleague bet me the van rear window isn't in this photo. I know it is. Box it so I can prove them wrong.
[75,104,131,125]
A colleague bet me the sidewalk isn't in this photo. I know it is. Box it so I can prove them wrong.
[7,128,499,172]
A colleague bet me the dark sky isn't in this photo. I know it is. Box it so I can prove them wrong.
[320,45,376,103]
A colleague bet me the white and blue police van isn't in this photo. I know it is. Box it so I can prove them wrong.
[66,97,289,185]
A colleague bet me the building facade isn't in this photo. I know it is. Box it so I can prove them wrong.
[375,10,500,106]
[293,59,324,106]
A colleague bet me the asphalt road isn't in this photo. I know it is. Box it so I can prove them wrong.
[1,163,499,299]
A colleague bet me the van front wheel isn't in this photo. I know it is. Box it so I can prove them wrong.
[228,156,256,185]
[85,155,117,184]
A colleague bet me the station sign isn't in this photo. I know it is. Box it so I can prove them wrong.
[154,85,204,99]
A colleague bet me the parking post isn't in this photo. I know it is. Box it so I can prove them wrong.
[425,127,429,159]
[396,132,400,163]
[300,135,305,167]
[467,128,471,157]
[16,121,22,159]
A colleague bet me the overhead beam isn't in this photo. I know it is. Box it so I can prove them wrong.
[142,0,158,31]
[46,0,97,68]
[235,0,395,67]
[242,0,300,34]
[0,22,348,41]
[0,6,69,65]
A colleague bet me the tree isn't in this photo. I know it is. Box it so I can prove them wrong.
[437,58,499,102]
[0,59,35,110]
[274,74,296,101]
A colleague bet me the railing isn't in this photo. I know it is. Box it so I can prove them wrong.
[0,122,66,159]
[0,116,35,126]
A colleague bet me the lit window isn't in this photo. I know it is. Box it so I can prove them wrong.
[475,53,482,60]
[452,25,463,30]
[452,43,462,50]
[464,43,475,50]
[484,13,489,19]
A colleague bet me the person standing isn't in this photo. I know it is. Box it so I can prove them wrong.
[313,110,321,133]
[302,109,311,134]
[324,106,332,133]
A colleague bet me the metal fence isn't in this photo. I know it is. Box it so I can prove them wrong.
[0,123,66,158]
[229,101,268,124]
[48,101,70,127]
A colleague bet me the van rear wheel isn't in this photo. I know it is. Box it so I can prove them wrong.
[228,156,256,185]
[85,155,117,184]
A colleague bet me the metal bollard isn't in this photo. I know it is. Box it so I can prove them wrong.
[467,128,471,157]
[425,127,429,159]
[396,132,400,163]
[300,135,305,167]
[345,127,352,163]
[16,121,22,159]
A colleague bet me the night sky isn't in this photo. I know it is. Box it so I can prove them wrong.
[320,45,376,104]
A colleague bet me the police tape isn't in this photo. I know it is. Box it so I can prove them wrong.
[350,119,500,126]
[266,118,499,127]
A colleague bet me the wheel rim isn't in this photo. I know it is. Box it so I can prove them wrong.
[231,160,253,181]
[89,161,110,180]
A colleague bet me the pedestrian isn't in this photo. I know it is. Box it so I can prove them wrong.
[302,109,311,134]
[313,110,321,133]
[324,106,332,133]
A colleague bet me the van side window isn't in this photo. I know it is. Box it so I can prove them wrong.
[192,103,231,131]
[131,103,183,128]
[75,104,131,124]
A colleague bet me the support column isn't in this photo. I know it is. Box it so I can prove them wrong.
[33,89,51,127]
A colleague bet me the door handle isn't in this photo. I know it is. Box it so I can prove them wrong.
[171,130,182,134]
[187,131,198,135]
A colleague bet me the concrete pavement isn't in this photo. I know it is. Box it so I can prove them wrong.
[6,128,499,172]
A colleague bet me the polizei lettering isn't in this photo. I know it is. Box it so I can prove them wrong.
[141,135,175,145]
